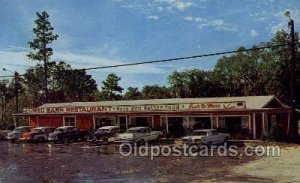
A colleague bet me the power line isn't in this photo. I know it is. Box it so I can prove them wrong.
[81,43,292,71]
[0,43,293,78]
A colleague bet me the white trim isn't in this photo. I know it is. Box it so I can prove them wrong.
[63,115,76,126]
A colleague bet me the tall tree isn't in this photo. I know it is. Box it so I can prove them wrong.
[168,71,187,98]
[141,85,171,99]
[100,73,123,100]
[124,87,142,100]
[27,11,59,103]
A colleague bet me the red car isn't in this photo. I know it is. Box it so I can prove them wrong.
[21,127,56,143]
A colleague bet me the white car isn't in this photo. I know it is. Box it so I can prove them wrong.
[117,127,162,143]
[182,129,230,145]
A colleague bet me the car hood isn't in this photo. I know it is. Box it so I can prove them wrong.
[118,133,134,140]
[182,135,206,140]
[49,131,63,136]
[7,131,21,136]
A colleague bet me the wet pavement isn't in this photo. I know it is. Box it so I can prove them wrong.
[0,141,268,183]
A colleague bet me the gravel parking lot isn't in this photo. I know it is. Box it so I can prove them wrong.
[0,140,282,183]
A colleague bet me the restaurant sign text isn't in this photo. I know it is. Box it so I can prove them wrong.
[23,101,246,114]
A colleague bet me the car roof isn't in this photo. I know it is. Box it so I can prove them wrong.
[98,126,119,130]
[15,126,31,129]
[33,127,55,130]
[193,129,215,132]
[128,127,149,130]
[57,126,76,129]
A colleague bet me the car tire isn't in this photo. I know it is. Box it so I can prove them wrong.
[224,137,229,144]
[62,137,69,144]
[37,137,44,143]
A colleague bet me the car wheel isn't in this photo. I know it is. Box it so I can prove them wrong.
[62,137,69,144]
[224,137,229,144]
[137,139,145,145]
[37,137,44,143]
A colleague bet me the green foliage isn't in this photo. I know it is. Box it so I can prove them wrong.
[24,61,98,106]
[100,73,124,100]
[141,85,171,99]
[268,123,287,142]
[124,87,142,100]
[27,11,58,62]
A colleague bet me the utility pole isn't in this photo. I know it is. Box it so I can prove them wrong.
[14,71,19,127]
[285,11,297,137]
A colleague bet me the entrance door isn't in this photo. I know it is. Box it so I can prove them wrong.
[225,117,242,138]
[130,117,152,128]
[194,117,211,130]
[168,117,184,138]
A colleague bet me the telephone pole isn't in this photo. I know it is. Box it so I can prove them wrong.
[285,11,297,137]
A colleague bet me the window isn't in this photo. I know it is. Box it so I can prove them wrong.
[64,116,76,126]
[271,115,277,124]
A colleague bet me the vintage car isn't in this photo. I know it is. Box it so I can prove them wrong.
[116,127,162,143]
[6,126,33,142]
[0,130,12,140]
[89,126,120,145]
[48,126,89,143]
[20,127,56,143]
[182,129,230,145]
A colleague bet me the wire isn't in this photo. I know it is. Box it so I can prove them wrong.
[0,43,293,78]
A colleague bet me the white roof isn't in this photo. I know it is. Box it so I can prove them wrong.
[38,95,285,110]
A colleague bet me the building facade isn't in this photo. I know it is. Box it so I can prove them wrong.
[16,95,292,139]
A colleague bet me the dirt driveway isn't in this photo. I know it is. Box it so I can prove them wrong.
[0,141,294,182]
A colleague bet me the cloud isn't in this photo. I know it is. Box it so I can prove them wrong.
[0,49,164,76]
[198,19,237,32]
[184,16,202,22]
[147,15,160,20]
[250,29,258,37]
[154,0,194,11]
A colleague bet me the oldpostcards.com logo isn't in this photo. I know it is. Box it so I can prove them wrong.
[119,143,281,160]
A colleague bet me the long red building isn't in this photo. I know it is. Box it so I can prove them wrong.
[16,95,293,139]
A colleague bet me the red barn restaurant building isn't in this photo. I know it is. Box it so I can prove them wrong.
[16,95,292,139]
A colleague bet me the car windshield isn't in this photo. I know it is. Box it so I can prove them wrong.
[32,129,42,133]
[14,127,26,132]
[126,129,143,133]
[192,131,208,136]
[55,128,66,132]
[97,129,110,133]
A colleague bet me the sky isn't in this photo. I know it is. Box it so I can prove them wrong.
[1,0,300,91]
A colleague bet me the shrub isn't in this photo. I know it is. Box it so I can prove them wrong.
[268,123,287,142]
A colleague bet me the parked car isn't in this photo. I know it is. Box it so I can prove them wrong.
[182,129,230,145]
[20,127,56,143]
[116,127,162,143]
[89,126,120,145]
[0,130,12,140]
[7,126,33,142]
[48,126,89,143]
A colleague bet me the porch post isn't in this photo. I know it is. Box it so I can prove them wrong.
[125,114,128,129]
[253,113,256,139]
[287,111,291,135]
[92,115,96,131]
[262,112,266,136]
[216,116,219,128]
[210,114,213,129]
[166,115,169,134]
